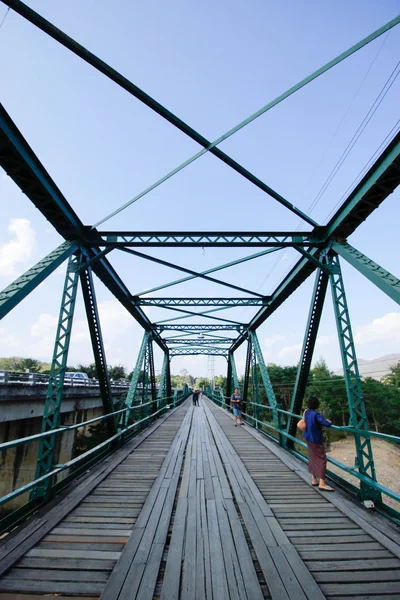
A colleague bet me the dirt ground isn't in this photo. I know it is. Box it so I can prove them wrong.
[327,437,400,512]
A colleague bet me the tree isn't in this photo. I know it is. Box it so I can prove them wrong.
[384,361,400,388]
[108,365,126,381]
[14,358,42,373]
[75,363,98,378]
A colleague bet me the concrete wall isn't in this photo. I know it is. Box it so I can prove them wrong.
[0,387,127,515]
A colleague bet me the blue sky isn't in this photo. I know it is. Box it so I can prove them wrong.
[0,0,399,378]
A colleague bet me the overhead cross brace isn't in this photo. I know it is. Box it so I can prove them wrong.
[332,242,400,305]
[95,232,318,247]
[134,297,268,307]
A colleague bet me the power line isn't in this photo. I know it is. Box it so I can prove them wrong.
[0,7,10,31]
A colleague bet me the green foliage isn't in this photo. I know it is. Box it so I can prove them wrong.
[384,361,400,388]
[108,365,126,381]
[0,356,46,372]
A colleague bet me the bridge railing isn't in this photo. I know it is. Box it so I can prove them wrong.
[0,370,130,388]
[207,391,400,523]
[0,387,191,533]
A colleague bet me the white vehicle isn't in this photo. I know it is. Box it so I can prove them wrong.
[64,372,90,385]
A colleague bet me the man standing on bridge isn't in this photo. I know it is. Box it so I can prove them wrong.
[230,387,243,426]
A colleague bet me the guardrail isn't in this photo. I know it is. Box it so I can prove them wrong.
[0,386,191,533]
[0,370,130,387]
[206,388,400,523]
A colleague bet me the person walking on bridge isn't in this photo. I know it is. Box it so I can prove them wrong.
[230,387,243,426]
[303,396,334,492]
[192,390,199,406]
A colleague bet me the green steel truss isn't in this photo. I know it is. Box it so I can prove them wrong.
[96,232,319,247]
[169,347,229,357]
[0,4,399,517]
[31,255,80,499]
[332,242,400,305]
[80,264,116,435]
[287,268,329,445]
[251,331,279,426]
[134,297,268,307]
[328,253,379,500]
[0,241,77,320]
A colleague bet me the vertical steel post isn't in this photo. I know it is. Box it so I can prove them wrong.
[250,341,260,428]
[328,252,380,502]
[251,331,279,428]
[148,337,157,415]
[286,269,329,447]
[242,336,252,414]
[125,331,149,425]
[227,354,233,402]
[158,352,169,409]
[80,265,116,436]
[31,254,80,499]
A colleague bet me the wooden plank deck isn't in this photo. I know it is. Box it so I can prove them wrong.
[0,404,190,598]
[1,396,400,599]
[205,398,400,600]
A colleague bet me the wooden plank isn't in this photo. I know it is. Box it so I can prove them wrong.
[306,559,400,572]
[0,403,186,578]
[4,569,109,582]
[195,480,206,600]
[320,582,400,595]
[0,579,104,594]
[206,499,230,600]
[136,543,164,600]
[16,556,116,571]
[26,548,121,560]
[160,498,188,600]
[314,570,400,583]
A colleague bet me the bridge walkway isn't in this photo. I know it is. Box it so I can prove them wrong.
[0,398,400,599]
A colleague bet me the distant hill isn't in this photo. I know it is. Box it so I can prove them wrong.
[334,353,400,381]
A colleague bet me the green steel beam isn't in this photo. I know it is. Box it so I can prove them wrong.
[332,242,400,305]
[154,304,245,325]
[0,104,168,352]
[136,247,281,296]
[157,352,169,406]
[96,232,317,247]
[170,347,229,357]
[242,338,252,409]
[286,269,329,446]
[30,254,80,499]
[321,131,400,240]
[119,247,264,297]
[251,331,279,426]
[157,324,241,331]
[166,338,235,345]
[80,265,116,435]
[0,242,77,320]
[294,246,334,274]
[134,297,268,307]
[125,332,150,417]
[328,253,379,502]
[3,1,321,229]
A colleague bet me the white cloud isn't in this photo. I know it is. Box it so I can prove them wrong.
[0,218,36,277]
[278,343,302,359]
[316,335,335,346]
[355,312,400,345]
[0,327,19,348]
[264,334,285,348]
[29,313,58,357]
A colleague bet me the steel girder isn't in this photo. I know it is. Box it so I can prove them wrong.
[0,241,77,320]
[0,104,168,352]
[80,265,116,435]
[134,298,268,307]
[94,232,318,247]
[31,255,80,499]
[231,131,400,354]
[286,269,329,446]
[251,331,279,426]
[328,253,379,501]
[227,351,240,399]
[157,325,242,331]
[125,332,150,420]
[242,338,252,412]
[322,131,400,240]
[157,352,170,406]
[165,338,235,345]
[169,347,228,357]
[332,242,400,305]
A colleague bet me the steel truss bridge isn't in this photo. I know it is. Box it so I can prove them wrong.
[0,2,400,598]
